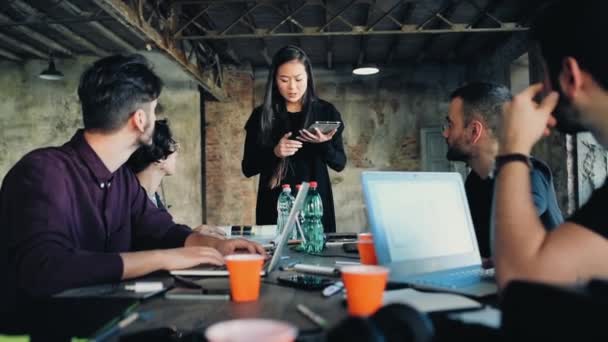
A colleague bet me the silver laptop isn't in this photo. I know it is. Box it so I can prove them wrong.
[361,172,496,297]
[171,182,310,277]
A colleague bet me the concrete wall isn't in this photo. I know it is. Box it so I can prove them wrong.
[0,45,572,234]
[0,53,203,228]
[144,53,203,227]
[0,58,84,180]
[244,63,468,232]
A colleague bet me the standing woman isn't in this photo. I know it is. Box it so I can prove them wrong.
[242,45,346,233]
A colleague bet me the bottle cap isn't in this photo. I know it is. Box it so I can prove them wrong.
[309,181,318,188]
[296,184,302,190]
[282,184,291,189]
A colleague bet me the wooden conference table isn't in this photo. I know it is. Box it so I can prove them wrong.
[10,244,499,341]
[116,244,499,341]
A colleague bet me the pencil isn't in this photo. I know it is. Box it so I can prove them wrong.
[297,304,328,329]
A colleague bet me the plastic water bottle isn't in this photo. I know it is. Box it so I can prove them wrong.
[276,184,294,235]
[302,181,325,253]
[292,183,304,240]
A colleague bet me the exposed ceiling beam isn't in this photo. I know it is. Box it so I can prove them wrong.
[261,46,272,66]
[469,31,528,79]
[416,0,464,62]
[242,4,271,67]
[172,5,210,38]
[179,9,243,65]
[0,0,18,13]
[175,0,272,3]
[269,2,307,34]
[465,0,504,29]
[181,2,248,66]
[0,31,47,59]
[386,1,415,65]
[319,0,357,32]
[366,0,406,31]
[180,23,528,40]
[92,0,225,101]
[11,0,110,56]
[322,0,332,69]
[0,12,73,56]
[357,0,376,66]
[219,3,261,36]
[513,0,546,27]
[0,46,22,62]
[0,16,115,28]
[453,0,503,60]
[283,2,304,50]
[57,0,137,53]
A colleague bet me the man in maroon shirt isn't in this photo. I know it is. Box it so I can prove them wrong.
[0,54,264,317]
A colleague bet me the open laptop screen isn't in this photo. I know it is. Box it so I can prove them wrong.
[362,172,481,274]
[370,178,475,261]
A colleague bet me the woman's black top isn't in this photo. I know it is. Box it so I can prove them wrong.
[242,99,346,233]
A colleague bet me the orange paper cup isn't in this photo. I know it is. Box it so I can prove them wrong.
[341,265,389,316]
[225,254,264,302]
[357,235,378,265]
[205,319,297,342]
[358,232,373,242]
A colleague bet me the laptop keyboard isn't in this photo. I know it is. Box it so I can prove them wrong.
[410,268,495,289]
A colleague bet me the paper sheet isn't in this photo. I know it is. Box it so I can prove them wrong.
[383,288,482,312]
[448,307,502,328]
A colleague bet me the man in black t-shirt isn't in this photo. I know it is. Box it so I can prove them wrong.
[493,0,608,290]
[443,83,563,259]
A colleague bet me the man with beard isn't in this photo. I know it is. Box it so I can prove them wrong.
[0,55,265,322]
[443,82,563,259]
[493,0,608,289]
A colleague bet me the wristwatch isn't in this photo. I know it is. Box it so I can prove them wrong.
[495,153,532,172]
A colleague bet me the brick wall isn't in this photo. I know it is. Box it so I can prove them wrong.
[205,66,257,225]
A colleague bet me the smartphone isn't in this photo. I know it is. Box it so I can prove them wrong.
[165,287,230,300]
[326,232,358,242]
[307,121,341,134]
[277,274,335,291]
[342,242,359,254]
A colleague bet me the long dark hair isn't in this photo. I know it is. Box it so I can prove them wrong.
[259,45,317,145]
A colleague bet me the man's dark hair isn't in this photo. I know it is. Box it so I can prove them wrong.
[78,54,163,132]
[127,117,177,174]
[532,0,608,91]
[450,82,512,133]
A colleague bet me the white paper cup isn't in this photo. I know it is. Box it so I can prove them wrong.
[205,319,297,342]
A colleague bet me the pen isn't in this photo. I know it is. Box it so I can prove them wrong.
[92,312,139,341]
[279,260,298,271]
[91,302,140,341]
[297,304,328,329]
[335,260,361,266]
[124,281,164,292]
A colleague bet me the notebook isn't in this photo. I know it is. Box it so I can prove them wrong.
[171,182,310,277]
[361,172,497,297]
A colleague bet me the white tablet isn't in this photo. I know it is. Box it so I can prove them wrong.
[307,121,341,134]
